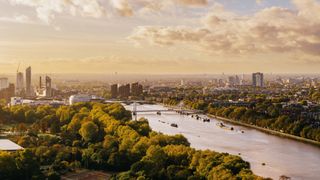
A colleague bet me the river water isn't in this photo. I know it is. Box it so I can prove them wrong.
[124,104,320,180]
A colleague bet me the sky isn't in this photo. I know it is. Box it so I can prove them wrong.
[0,0,320,74]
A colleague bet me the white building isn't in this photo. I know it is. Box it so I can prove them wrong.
[11,97,23,106]
[0,139,24,151]
[0,77,9,90]
[69,94,92,105]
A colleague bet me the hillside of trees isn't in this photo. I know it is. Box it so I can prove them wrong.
[0,103,265,179]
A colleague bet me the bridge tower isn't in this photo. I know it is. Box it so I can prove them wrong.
[178,101,184,113]
[133,101,137,121]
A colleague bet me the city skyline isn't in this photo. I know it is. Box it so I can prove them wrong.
[1,0,320,74]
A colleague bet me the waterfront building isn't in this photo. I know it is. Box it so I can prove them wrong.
[69,94,92,105]
[131,82,143,96]
[118,84,130,98]
[111,84,118,98]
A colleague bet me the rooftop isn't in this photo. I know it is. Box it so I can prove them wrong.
[0,139,24,151]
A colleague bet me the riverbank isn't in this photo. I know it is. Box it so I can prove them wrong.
[128,104,320,179]
[162,103,320,147]
[208,114,320,147]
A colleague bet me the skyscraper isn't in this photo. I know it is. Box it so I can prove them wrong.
[118,84,130,98]
[131,82,143,96]
[252,72,264,87]
[26,66,32,96]
[45,76,52,97]
[111,84,118,98]
[16,72,24,95]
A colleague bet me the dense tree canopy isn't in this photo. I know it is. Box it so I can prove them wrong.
[0,102,264,179]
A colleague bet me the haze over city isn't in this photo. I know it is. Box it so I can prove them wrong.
[1,0,320,74]
[1,1,320,180]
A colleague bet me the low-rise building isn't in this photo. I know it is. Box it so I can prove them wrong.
[0,139,24,151]
[69,94,92,105]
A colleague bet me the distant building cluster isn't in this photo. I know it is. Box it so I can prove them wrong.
[36,76,53,97]
[0,65,60,106]
[111,82,143,99]
[14,66,54,98]
[227,75,241,87]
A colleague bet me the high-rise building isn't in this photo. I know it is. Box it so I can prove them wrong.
[39,76,42,88]
[45,76,52,97]
[36,75,53,97]
[16,72,24,95]
[235,75,240,85]
[118,84,130,98]
[131,82,143,96]
[240,74,245,85]
[111,84,118,98]
[0,78,9,90]
[252,72,264,87]
[26,66,32,96]
[0,83,15,101]
[228,76,236,86]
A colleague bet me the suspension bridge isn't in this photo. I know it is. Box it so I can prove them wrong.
[131,101,202,120]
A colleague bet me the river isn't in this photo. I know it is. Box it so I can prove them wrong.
[124,104,320,180]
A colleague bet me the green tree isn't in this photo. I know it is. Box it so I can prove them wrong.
[79,121,99,142]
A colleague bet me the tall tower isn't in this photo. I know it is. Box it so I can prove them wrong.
[252,72,264,87]
[111,84,118,98]
[16,72,24,95]
[45,76,52,97]
[26,66,32,96]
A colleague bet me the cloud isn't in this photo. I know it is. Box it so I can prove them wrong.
[110,0,133,17]
[129,0,320,57]
[9,0,106,24]
[8,0,209,21]
[175,0,208,6]
[0,15,35,24]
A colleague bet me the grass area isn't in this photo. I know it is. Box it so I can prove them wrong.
[61,169,114,180]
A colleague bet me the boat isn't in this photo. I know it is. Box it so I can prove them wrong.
[170,123,178,128]
[216,122,225,128]
[203,118,210,122]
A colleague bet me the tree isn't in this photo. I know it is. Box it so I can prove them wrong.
[79,121,99,142]
[25,109,37,123]
[0,151,17,179]
[15,149,41,179]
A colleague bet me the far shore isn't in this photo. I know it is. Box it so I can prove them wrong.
[161,103,320,147]
[208,114,320,147]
